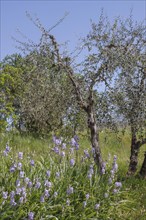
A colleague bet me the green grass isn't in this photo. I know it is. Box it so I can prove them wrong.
[0,131,146,219]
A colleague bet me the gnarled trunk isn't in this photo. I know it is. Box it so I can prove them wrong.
[87,107,103,173]
[65,65,103,173]
[139,152,146,178]
[127,128,140,176]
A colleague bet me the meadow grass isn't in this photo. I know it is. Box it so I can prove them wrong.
[0,131,146,220]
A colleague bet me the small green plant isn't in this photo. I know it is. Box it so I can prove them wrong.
[0,135,129,220]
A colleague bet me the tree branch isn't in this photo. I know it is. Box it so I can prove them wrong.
[47,33,88,111]
[139,138,146,147]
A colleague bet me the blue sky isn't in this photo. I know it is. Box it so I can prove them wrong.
[1,0,145,60]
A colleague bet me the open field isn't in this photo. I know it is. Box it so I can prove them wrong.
[0,131,146,220]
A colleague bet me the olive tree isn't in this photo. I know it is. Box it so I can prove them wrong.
[112,62,146,176]
[17,12,145,174]
[19,49,75,136]
[109,17,146,176]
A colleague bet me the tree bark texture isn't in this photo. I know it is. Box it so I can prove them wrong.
[87,106,103,173]
[127,129,140,176]
[139,152,146,178]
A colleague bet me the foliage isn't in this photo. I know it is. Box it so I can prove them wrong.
[110,16,146,136]
[0,55,24,132]
[0,52,82,136]
[106,16,146,175]
[1,12,146,174]
[19,50,76,136]
[0,132,146,219]
[0,135,132,220]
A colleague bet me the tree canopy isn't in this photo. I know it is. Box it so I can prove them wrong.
[0,12,145,176]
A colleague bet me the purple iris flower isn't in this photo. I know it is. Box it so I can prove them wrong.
[70,159,75,166]
[46,170,51,178]
[67,186,74,195]
[2,191,8,199]
[28,212,34,220]
[18,152,23,160]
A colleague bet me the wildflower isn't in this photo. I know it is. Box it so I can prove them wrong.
[2,191,8,199]
[16,179,21,187]
[110,156,118,177]
[113,155,117,161]
[3,150,8,156]
[83,201,87,208]
[6,144,10,152]
[89,165,94,174]
[86,193,90,200]
[20,171,25,178]
[70,138,76,147]
[67,186,74,195]
[19,196,24,204]
[75,144,79,150]
[70,147,74,154]
[66,198,70,206]
[61,151,65,157]
[112,155,118,172]
[44,189,50,198]
[14,163,17,168]
[74,135,79,142]
[87,165,94,179]
[70,158,75,166]
[10,191,15,199]
[91,148,95,155]
[54,192,58,198]
[113,189,119,194]
[84,150,90,158]
[70,137,79,150]
[44,180,52,188]
[46,170,51,178]
[10,165,16,173]
[21,187,27,198]
[18,152,23,160]
[30,160,35,166]
[110,169,115,177]
[55,139,62,145]
[53,136,62,145]
[17,162,22,170]
[56,172,60,178]
[40,195,45,203]
[115,182,122,188]
[108,177,113,185]
[35,181,41,189]
[112,162,118,172]
[28,181,33,188]
[53,146,59,154]
[101,168,106,175]
[87,172,92,179]
[28,212,34,220]
[62,143,66,149]
[25,177,30,184]
[95,203,100,210]
[102,162,106,175]
[10,198,17,206]
[3,144,10,156]
[16,187,22,195]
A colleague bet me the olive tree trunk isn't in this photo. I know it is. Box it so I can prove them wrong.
[139,152,146,178]
[87,107,103,173]
[127,129,140,176]
[127,126,146,176]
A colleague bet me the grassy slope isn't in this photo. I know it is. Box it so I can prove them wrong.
[0,131,146,219]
